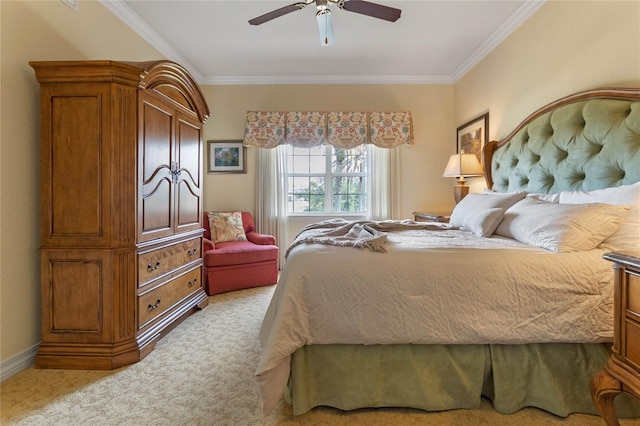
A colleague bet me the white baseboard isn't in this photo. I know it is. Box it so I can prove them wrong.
[0,344,38,382]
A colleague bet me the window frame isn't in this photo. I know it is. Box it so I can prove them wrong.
[285,144,371,217]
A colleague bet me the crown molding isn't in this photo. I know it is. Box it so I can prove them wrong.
[102,0,545,86]
[99,0,204,82]
[201,74,453,86]
[451,0,546,82]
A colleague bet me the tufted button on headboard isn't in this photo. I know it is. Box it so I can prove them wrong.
[483,88,640,194]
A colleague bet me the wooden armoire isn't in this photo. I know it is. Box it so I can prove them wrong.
[30,60,211,369]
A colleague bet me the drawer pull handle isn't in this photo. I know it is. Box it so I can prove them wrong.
[148,299,161,310]
[188,278,198,287]
[187,249,197,256]
[147,261,161,271]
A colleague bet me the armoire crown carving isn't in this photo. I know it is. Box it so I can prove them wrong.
[30,60,210,369]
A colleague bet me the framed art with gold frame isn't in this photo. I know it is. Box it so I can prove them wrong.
[456,112,489,163]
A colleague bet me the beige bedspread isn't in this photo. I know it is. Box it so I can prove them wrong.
[256,222,615,413]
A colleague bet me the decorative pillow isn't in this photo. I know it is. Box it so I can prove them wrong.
[558,182,640,252]
[494,197,631,252]
[462,208,505,237]
[450,191,527,228]
[208,211,248,243]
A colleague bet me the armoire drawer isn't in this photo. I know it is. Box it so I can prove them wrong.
[138,238,201,286]
[138,267,202,328]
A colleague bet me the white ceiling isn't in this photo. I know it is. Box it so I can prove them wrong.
[102,0,545,85]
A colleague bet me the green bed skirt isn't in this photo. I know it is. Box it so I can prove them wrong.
[286,343,640,418]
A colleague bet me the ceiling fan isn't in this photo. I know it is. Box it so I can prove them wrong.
[248,0,401,47]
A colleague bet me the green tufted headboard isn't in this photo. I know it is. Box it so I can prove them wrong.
[482,88,640,194]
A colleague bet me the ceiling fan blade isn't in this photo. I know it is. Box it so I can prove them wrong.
[340,0,401,22]
[248,2,308,25]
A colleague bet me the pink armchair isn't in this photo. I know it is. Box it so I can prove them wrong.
[202,211,279,295]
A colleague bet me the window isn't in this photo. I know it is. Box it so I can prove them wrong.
[286,144,370,214]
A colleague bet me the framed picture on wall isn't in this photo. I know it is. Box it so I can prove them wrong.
[456,112,489,162]
[207,140,246,174]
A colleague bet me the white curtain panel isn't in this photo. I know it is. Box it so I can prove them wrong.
[255,145,289,269]
[389,146,402,220]
[369,146,390,221]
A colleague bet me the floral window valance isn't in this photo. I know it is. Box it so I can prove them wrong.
[285,112,326,147]
[244,111,413,149]
[243,111,286,148]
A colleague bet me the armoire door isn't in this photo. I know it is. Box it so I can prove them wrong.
[175,113,203,234]
[138,92,175,243]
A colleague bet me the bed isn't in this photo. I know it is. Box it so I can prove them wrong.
[256,88,640,417]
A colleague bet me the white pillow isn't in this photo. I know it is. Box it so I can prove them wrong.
[485,188,559,203]
[559,182,640,252]
[494,197,631,252]
[462,208,505,237]
[527,193,560,203]
[450,191,527,228]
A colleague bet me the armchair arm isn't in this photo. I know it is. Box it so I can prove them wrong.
[203,237,215,251]
[246,231,276,246]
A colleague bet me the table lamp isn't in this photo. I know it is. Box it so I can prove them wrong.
[442,153,483,203]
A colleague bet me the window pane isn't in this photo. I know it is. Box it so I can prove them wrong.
[285,144,369,214]
[288,176,325,213]
[308,146,325,174]
[308,194,325,212]
[332,176,367,212]
[292,199,308,213]
[291,156,310,173]
[288,145,326,174]
[332,145,368,173]
[332,194,368,212]
[332,176,368,195]
[309,177,325,194]
[289,176,308,213]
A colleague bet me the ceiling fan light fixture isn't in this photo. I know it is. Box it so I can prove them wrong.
[248,0,401,46]
[316,9,334,46]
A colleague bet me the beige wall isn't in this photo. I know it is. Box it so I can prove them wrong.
[200,84,455,219]
[0,0,162,364]
[455,0,640,194]
[1,0,639,371]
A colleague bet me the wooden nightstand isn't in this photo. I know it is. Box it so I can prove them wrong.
[413,211,450,223]
[591,252,640,425]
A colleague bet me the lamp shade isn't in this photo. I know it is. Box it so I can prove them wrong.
[442,154,483,178]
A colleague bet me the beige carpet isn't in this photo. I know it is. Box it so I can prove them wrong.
[1,285,637,425]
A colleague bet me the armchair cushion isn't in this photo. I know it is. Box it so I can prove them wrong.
[204,240,279,267]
